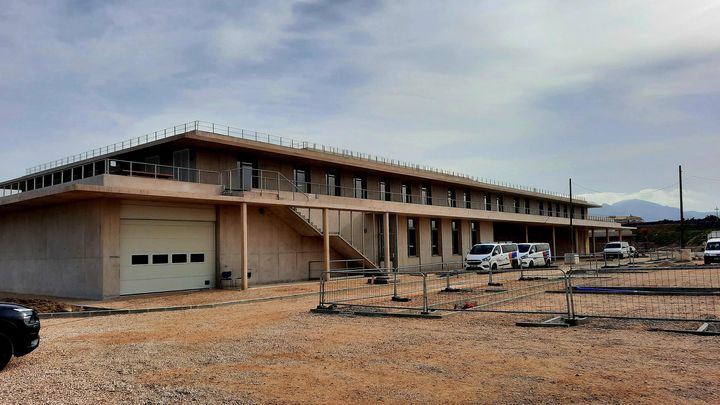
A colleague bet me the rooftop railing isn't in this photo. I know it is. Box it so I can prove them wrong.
[23,120,587,203]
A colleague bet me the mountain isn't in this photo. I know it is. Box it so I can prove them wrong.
[589,199,709,222]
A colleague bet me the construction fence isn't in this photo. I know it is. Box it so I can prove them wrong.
[316,261,720,323]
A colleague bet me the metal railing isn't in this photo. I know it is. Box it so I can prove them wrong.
[0,158,222,198]
[24,120,587,203]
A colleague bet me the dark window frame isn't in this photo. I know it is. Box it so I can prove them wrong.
[407,217,418,257]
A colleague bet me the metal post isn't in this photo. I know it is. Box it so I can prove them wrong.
[564,271,575,321]
[422,273,429,314]
[318,274,326,308]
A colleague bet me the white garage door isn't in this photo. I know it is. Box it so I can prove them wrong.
[120,219,216,295]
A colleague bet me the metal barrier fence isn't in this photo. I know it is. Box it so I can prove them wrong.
[318,263,573,317]
[317,262,720,323]
[568,265,720,322]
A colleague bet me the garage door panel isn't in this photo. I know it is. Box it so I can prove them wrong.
[120,219,215,295]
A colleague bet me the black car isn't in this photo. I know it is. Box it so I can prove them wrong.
[0,303,41,370]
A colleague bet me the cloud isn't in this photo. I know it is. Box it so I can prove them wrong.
[1,0,720,212]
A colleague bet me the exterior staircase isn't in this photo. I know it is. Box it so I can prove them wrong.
[269,206,378,270]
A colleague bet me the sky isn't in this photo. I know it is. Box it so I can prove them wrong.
[1,0,719,213]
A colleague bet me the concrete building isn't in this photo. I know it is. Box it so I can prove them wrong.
[0,121,624,299]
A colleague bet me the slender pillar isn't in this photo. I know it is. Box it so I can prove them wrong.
[591,228,595,254]
[323,208,330,281]
[384,212,391,270]
[524,225,529,243]
[240,202,248,290]
[606,230,610,243]
[551,226,557,257]
[618,230,623,242]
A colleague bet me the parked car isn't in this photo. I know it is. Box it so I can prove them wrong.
[517,242,552,268]
[0,303,41,371]
[465,242,519,271]
[603,242,630,259]
[704,238,720,265]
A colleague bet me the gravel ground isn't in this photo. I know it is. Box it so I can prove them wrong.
[1,294,719,404]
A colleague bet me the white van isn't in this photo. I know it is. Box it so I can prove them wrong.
[704,238,720,265]
[517,243,552,268]
[603,242,630,259]
[465,242,519,271]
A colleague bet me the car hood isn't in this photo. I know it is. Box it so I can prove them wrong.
[466,253,491,260]
[0,302,33,311]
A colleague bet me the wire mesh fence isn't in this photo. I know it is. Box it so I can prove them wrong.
[318,263,572,317]
[317,261,720,323]
[568,265,720,322]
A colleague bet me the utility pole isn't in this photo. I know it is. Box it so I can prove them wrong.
[569,178,575,253]
[679,165,684,249]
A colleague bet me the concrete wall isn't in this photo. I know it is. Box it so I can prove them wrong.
[0,199,111,299]
[217,205,342,285]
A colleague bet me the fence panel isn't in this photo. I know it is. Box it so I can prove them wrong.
[568,265,720,322]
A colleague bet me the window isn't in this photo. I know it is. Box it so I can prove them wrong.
[463,191,472,209]
[237,160,258,190]
[131,255,149,265]
[448,189,457,207]
[547,202,552,217]
[401,183,411,203]
[325,170,341,196]
[421,184,432,205]
[172,254,187,264]
[581,208,586,219]
[484,193,492,210]
[525,198,530,214]
[555,203,560,217]
[497,195,504,212]
[471,221,480,246]
[539,201,544,215]
[431,219,440,255]
[353,175,367,199]
[379,177,391,201]
[190,253,205,263]
[513,197,520,213]
[563,204,568,218]
[152,254,169,264]
[294,168,310,193]
[172,149,192,182]
[407,218,418,256]
[451,220,460,255]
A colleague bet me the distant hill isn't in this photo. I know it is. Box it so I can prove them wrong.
[589,199,708,222]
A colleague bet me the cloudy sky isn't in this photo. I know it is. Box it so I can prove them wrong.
[1,1,719,212]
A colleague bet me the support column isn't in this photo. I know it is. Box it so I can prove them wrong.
[524,225,529,243]
[575,228,580,254]
[591,228,595,254]
[606,229,610,243]
[551,226,557,257]
[618,229,623,242]
[323,208,330,281]
[240,202,248,290]
[384,212,391,270]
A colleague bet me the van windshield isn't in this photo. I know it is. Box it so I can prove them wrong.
[470,245,494,254]
[707,242,720,250]
[605,243,621,249]
[518,244,531,253]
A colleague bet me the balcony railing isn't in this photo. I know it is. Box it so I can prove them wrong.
[23,120,586,203]
[2,159,614,223]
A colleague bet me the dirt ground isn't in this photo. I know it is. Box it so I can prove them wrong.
[1,294,718,404]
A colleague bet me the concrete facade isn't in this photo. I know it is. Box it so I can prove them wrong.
[0,126,627,299]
